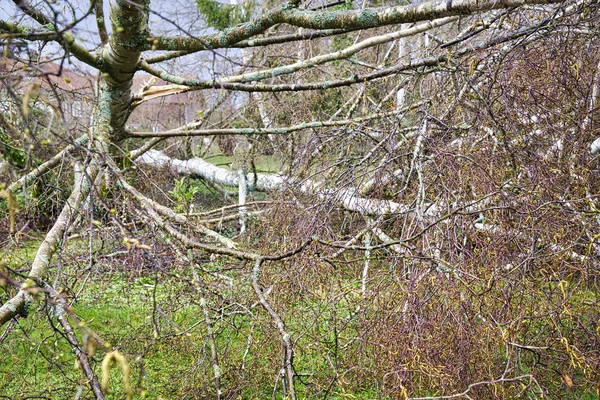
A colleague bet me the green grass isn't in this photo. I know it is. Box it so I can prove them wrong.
[0,261,386,399]
[2,234,599,399]
[204,152,282,174]
[1,271,204,399]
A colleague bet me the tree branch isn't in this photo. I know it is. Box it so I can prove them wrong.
[252,259,296,399]
[0,163,94,326]
[93,0,109,46]
[10,0,99,68]
[138,18,549,92]
[129,102,424,138]
[142,0,560,52]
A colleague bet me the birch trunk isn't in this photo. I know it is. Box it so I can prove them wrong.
[137,149,438,217]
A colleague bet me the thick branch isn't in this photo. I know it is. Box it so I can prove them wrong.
[143,0,560,52]
[108,159,260,260]
[137,150,433,217]
[138,18,546,92]
[93,0,109,46]
[143,29,352,65]
[0,164,93,326]
[219,17,457,84]
[97,0,149,144]
[0,20,56,41]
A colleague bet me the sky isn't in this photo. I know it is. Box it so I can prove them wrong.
[0,0,235,78]
[0,0,209,44]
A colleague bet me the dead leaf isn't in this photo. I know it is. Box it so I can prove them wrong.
[561,373,573,389]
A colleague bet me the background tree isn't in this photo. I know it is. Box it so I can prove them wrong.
[1,0,599,398]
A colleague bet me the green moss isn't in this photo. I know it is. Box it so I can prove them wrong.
[355,8,379,27]
[312,10,340,27]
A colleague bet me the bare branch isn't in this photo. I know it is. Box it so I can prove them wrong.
[130,102,425,138]
[0,163,95,326]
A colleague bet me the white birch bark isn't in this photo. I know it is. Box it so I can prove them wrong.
[238,168,248,234]
[137,150,440,217]
[362,231,371,299]
[584,59,600,134]
[588,59,600,155]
